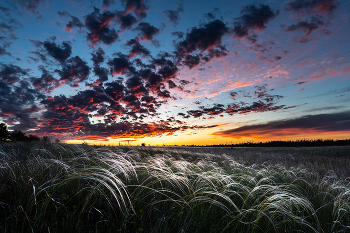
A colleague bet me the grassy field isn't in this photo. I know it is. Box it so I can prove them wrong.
[0,142,349,232]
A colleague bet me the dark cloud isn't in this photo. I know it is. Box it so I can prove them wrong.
[29,51,48,63]
[285,0,339,15]
[89,65,110,86]
[134,22,160,41]
[183,85,288,118]
[203,8,221,20]
[65,15,85,32]
[120,0,149,19]
[176,20,228,59]
[200,45,228,63]
[162,3,184,26]
[175,20,229,69]
[254,84,283,102]
[39,95,89,135]
[233,4,279,38]
[105,80,125,102]
[0,42,12,56]
[154,54,178,81]
[85,8,119,47]
[43,40,72,62]
[0,7,22,38]
[182,55,201,69]
[0,63,28,83]
[55,56,90,87]
[117,13,138,30]
[102,0,115,10]
[15,0,45,11]
[293,81,308,86]
[281,16,324,40]
[0,79,45,131]
[247,34,258,44]
[107,52,133,75]
[171,31,184,39]
[57,10,70,17]
[184,99,291,119]
[91,47,106,66]
[213,111,350,138]
[68,89,111,113]
[31,67,61,93]
[126,38,150,58]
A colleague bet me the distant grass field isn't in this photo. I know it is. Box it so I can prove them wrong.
[0,142,349,232]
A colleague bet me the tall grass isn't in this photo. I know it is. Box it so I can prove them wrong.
[0,142,349,232]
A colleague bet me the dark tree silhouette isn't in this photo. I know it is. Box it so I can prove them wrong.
[9,130,27,141]
[0,123,9,141]
[28,134,40,141]
[42,136,50,142]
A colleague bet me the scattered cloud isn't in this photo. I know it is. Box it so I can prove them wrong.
[213,111,350,139]
[285,0,339,15]
[233,4,279,38]
[85,8,119,47]
[162,3,184,26]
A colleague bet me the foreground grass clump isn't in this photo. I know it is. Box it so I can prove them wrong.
[0,143,349,232]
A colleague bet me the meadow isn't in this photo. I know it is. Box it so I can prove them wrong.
[0,142,349,232]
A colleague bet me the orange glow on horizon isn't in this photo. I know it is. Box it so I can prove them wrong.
[65,129,350,146]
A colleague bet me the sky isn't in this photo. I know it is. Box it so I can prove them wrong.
[0,0,350,146]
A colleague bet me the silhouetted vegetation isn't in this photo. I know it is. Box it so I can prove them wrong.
[0,123,9,141]
[0,122,49,142]
[178,139,350,147]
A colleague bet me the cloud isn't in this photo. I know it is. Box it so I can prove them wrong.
[0,63,28,83]
[126,38,150,58]
[285,0,339,15]
[43,40,72,62]
[91,47,106,66]
[120,0,149,19]
[29,51,48,63]
[213,111,350,139]
[55,56,90,87]
[30,67,61,93]
[171,31,184,39]
[116,13,138,30]
[102,0,115,10]
[0,42,12,56]
[0,7,22,38]
[65,15,85,32]
[85,8,119,47]
[162,3,184,26]
[90,66,110,86]
[15,0,45,11]
[176,20,228,56]
[281,15,324,41]
[0,78,45,131]
[134,22,160,41]
[174,20,229,69]
[107,52,133,75]
[309,86,350,97]
[182,85,289,118]
[233,4,279,38]
[39,91,216,139]
[89,48,110,86]
[203,8,221,20]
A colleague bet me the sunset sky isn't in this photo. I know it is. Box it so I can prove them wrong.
[0,0,349,145]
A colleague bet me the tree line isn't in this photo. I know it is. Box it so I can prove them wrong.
[0,123,52,142]
[191,139,350,147]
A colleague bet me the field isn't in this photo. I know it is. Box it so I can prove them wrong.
[0,142,349,232]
